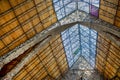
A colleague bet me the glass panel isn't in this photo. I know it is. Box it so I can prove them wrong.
[91,0,100,7]
[90,5,99,17]
[78,2,89,13]
[53,0,76,20]
[65,2,76,15]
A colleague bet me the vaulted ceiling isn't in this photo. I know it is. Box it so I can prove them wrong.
[0,0,120,80]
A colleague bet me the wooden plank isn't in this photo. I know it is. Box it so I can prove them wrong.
[42,54,54,65]
[39,49,51,60]
[49,7,54,14]
[57,54,66,64]
[32,17,40,26]
[0,11,15,26]
[97,44,107,53]
[34,0,44,4]
[46,58,55,67]
[37,3,47,13]
[115,17,120,27]
[43,21,52,29]
[0,47,9,57]
[52,16,57,24]
[24,75,32,80]
[25,55,37,65]
[10,0,26,7]
[111,42,120,50]
[13,69,27,80]
[96,64,104,73]
[97,51,107,60]
[99,14,114,24]
[50,41,59,50]
[116,7,120,17]
[10,28,23,40]
[61,64,68,73]
[104,70,112,79]
[100,4,116,15]
[22,22,33,32]
[0,0,11,13]
[0,40,5,50]
[26,58,40,72]
[29,65,42,77]
[26,29,35,38]
[118,70,120,77]
[99,9,114,24]
[50,66,59,74]
[34,23,44,33]
[96,55,106,65]
[59,60,67,68]
[107,56,119,68]
[55,52,63,58]
[3,34,14,45]
[50,36,58,43]
[52,70,60,78]
[0,19,19,37]
[38,71,47,80]
[8,35,27,50]
[18,9,36,23]
[40,12,49,21]
[110,44,120,55]
[103,0,119,5]
[47,62,57,72]
[105,62,117,74]
[108,52,120,66]
[35,68,46,79]
[46,0,52,7]
[14,2,33,16]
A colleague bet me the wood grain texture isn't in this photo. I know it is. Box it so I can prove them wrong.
[96,34,120,79]
[0,0,57,57]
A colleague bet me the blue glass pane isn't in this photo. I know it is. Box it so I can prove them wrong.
[56,11,63,20]
[82,0,89,3]
[61,8,65,16]
[54,2,61,11]
[91,0,100,7]
[64,0,72,5]
[53,0,78,20]
[78,2,89,13]
[53,0,58,3]
[65,2,76,15]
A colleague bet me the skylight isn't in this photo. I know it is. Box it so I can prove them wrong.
[53,0,100,20]
[53,0,99,68]
[61,24,97,68]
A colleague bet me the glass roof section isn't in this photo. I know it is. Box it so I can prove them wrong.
[53,0,100,20]
[53,0,99,69]
[61,24,97,68]
[53,0,76,20]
